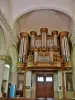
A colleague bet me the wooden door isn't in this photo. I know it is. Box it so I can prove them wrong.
[45,74,54,98]
[36,74,54,98]
[36,74,45,98]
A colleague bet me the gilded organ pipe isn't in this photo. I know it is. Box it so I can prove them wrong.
[49,48,54,63]
[19,32,29,63]
[40,28,48,48]
[30,31,37,48]
[59,31,70,62]
[52,31,58,48]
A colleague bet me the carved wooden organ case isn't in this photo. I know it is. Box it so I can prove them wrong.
[18,28,71,69]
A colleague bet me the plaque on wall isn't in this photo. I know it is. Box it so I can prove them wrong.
[26,86,30,89]
[38,55,49,62]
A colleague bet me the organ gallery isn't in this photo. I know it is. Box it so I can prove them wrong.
[15,28,72,99]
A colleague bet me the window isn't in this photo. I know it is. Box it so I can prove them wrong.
[37,77,44,82]
[36,74,53,82]
[46,77,52,82]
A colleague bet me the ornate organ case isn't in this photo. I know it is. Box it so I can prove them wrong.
[18,28,71,69]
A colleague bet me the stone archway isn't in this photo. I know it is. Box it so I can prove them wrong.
[0,25,7,96]
[13,6,75,27]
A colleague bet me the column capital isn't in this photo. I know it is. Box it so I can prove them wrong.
[0,55,8,61]
[70,28,75,46]
[10,65,17,72]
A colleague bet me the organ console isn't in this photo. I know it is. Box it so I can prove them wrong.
[18,28,71,69]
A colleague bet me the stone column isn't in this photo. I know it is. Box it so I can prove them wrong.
[9,65,17,87]
[31,73,36,98]
[10,68,17,86]
[58,71,63,99]
[3,65,10,95]
[54,72,58,99]
[23,71,26,97]
[26,71,32,98]
[0,55,7,97]
[69,30,75,98]
[72,45,75,91]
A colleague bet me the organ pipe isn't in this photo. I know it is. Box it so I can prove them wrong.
[59,31,70,62]
[19,32,29,63]
[30,31,37,48]
[52,31,58,47]
[34,49,38,64]
[40,28,48,48]
[49,48,53,63]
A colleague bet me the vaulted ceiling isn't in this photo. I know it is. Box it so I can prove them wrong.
[14,9,73,35]
[0,0,75,36]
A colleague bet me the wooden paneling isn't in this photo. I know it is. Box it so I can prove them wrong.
[36,82,45,98]
[45,82,54,98]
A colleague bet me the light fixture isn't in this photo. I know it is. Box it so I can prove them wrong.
[5,64,10,69]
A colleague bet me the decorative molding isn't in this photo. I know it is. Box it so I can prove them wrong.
[11,66,17,72]
[0,55,8,61]
[0,9,18,43]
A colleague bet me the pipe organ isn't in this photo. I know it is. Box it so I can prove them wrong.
[18,28,71,69]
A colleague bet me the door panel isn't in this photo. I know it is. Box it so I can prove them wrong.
[45,82,54,98]
[36,75,45,98]
[36,82,45,98]
[36,74,54,98]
